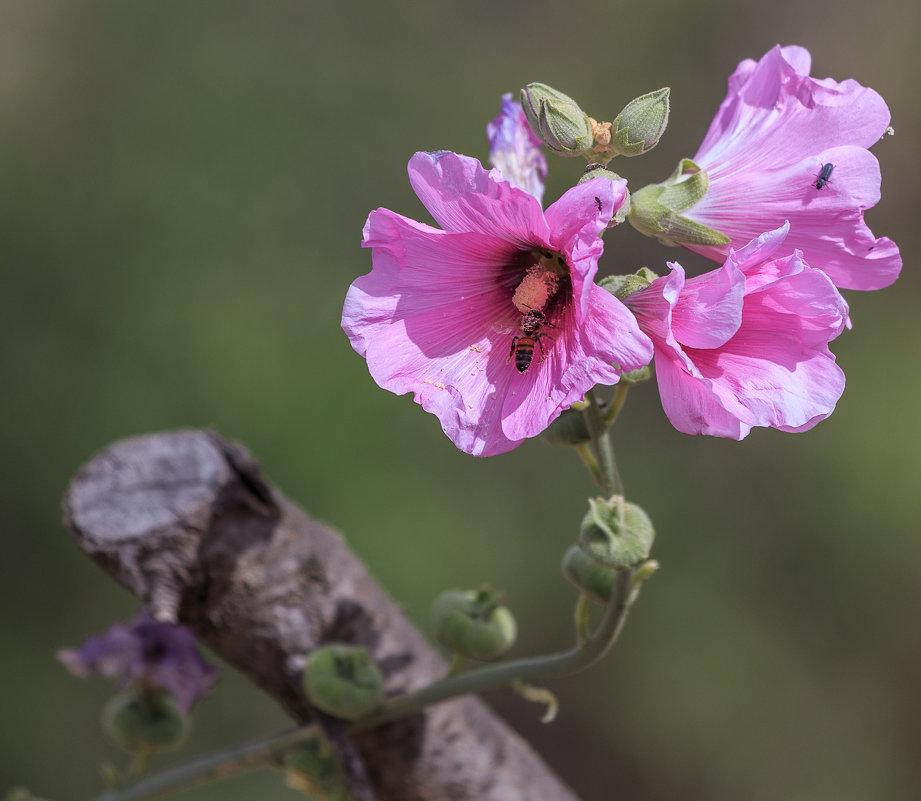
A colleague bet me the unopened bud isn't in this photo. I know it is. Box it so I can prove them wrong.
[520,83,593,156]
[609,88,670,157]
[302,645,384,721]
[579,496,655,570]
[101,688,189,755]
[431,586,517,661]
[561,545,618,606]
[541,407,590,447]
[278,729,351,798]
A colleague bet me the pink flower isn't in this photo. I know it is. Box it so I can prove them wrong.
[625,225,848,438]
[681,45,900,291]
[342,151,653,456]
[487,93,547,203]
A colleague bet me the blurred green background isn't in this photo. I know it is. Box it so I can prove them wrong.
[1,1,918,799]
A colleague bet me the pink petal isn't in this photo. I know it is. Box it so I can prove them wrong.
[407,151,549,246]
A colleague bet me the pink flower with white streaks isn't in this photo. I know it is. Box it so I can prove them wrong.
[679,45,900,291]
[342,150,653,457]
[487,93,547,203]
[624,225,849,439]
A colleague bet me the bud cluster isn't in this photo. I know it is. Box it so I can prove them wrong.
[521,83,670,164]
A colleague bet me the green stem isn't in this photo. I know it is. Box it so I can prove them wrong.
[352,566,635,732]
[89,725,321,801]
[573,593,592,647]
[603,384,630,427]
[583,389,622,497]
[574,442,601,485]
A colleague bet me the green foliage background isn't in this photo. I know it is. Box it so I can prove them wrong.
[1,2,918,799]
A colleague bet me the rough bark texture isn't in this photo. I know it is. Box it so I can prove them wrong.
[63,429,581,801]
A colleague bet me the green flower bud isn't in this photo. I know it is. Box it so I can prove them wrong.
[302,645,384,721]
[598,268,658,302]
[431,586,517,661]
[628,158,731,247]
[541,407,591,447]
[579,496,655,570]
[609,88,670,157]
[101,688,189,756]
[520,83,593,156]
[561,545,618,606]
[278,729,352,801]
[619,365,652,385]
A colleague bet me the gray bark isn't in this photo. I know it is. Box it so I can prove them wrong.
[63,429,581,801]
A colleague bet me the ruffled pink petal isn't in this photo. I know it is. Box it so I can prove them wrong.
[687,45,900,291]
[697,45,891,164]
[407,151,549,246]
[670,261,744,349]
[627,226,847,439]
[652,346,744,437]
[687,147,900,290]
[545,177,627,317]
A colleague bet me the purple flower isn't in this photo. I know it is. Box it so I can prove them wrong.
[487,94,547,203]
[625,225,848,438]
[681,45,900,291]
[58,611,220,712]
[342,150,654,456]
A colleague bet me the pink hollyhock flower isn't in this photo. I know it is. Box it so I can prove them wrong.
[680,45,900,291]
[624,224,848,438]
[342,150,653,457]
[487,93,547,203]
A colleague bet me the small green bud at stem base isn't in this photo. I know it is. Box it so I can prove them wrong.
[101,688,189,756]
[302,645,385,721]
[431,587,517,662]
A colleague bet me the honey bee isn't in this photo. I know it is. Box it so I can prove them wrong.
[507,308,554,373]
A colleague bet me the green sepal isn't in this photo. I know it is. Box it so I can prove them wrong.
[598,268,658,302]
[628,159,731,247]
[579,496,655,570]
[431,586,517,661]
[619,365,652,386]
[101,688,189,756]
[302,645,384,722]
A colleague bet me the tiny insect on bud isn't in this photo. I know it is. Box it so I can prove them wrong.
[101,687,189,756]
[301,645,385,721]
[431,586,517,661]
